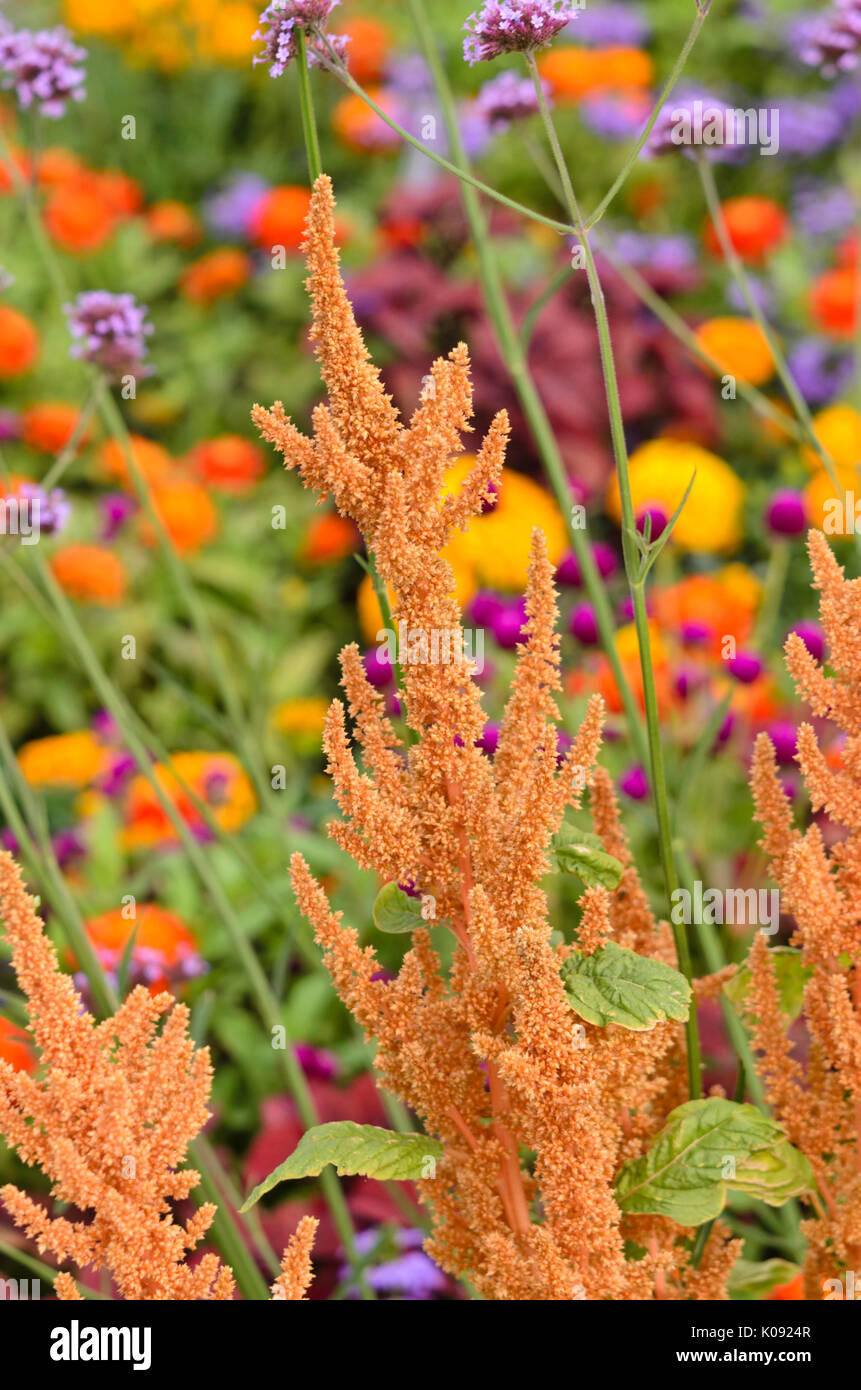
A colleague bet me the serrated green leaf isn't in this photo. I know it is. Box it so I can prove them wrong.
[732,1139,814,1206]
[372,882,425,934]
[240,1122,444,1209]
[551,825,623,890]
[615,1099,787,1224]
[723,947,812,1022]
[561,942,691,1030]
[729,1258,801,1301]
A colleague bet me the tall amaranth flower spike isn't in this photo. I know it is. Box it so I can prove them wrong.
[463,0,577,65]
[0,26,87,119]
[65,291,153,382]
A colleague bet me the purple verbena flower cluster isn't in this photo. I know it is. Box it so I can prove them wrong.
[0,25,87,119]
[253,0,345,76]
[463,0,577,65]
[475,69,549,129]
[64,292,154,381]
[800,0,861,75]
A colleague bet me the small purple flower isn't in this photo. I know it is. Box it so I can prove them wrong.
[468,589,506,626]
[463,0,576,65]
[363,646,393,688]
[65,291,153,381]
[96,753,137,799]
[592,542,618,580]
[611,231,697,274]
[0,409,19,442]
[799,0,861,76]
[619,764,649,800]
[635,503,668,540]
[100,492,137,542]
[727,650,763,684]
[567,4,650,47]
[786,338,853,407]
[765,489,807,537]
[569,602,598,646]
[475,69,548,131]
[203,172,270,240]
[0,26,87,119]
[477,721,501,756]
[52,828,86,868]
[491,598,528,649]
[555,551,581,587]
[766,721,798,765]
[295,1043,339,1079]
[253,0,343,76]
[681,620,713,647]
[4,482,70,539]
[789,619,825,663]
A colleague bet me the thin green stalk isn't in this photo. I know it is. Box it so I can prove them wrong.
[41,377,105,491]
[0,1239,106,1299]
[754,539,791,648]
[526,53,701,1096]
[406,0,650,770]
[295,32,323,181]
[585,0,712,229]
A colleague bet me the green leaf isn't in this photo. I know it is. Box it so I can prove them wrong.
[728,1258,801,1301]
[372,882,425,934]
[561,942,691,1031]
[550,826,623,890]
[615,1099,792,1225]
[723,948,812,1022]
[731,1139,814,1207]
[240,1122,444,1210]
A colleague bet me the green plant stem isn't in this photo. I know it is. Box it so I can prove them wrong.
[754,539,791,648]
[585,1,712,229]
[406,0,650,770]
[526,54,701,1097]
[295,32,323,181]
[41,377,105,491]
[0,1238,106,1299]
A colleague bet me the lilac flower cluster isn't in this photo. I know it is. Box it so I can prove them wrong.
[799,0,861,75]
[253,0,345,76]
[1,482,70,541]
[463,0,577,65]
[0,25,87,119]
[474,69,548,130]
[64,292,153,381]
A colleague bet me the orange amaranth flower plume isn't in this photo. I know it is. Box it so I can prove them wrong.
[749,529,861,1297]
[254,175,708,1301]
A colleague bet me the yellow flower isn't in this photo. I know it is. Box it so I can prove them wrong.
[802,403,861,472]
[18,731,106,790]
[615,620,665,665]
[606,437,745,554]
[272,698,330,738]
[716,562,762,613]
[694,316,775,386]
[804,465,858,534]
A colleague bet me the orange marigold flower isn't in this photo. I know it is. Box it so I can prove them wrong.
[0,147,30,194]
[92,170,143,217]
[0,305,39,377]
[180,247,251,303]
[808,267,858,338]
[538,45,653,101]
[18,729,107,790]
[338,15,392,82]
[332,90,402,153]
[0,1016,34,1073]
[44,185,116,253]
[249,185,311,251]
[83,904,201,995]
[50,544,129,605]
[99,434,174,489]
[187,434,264,493]
[20,401,89,454]
[144,476,219,553]
[653,570,758,660]
[804,465,857,534]
[301,511,359,564]
[694,316,775,386]
[802,404,861,472]
[36,147,84,188]
[703,196,788,264]
[145,199,201,247]
[769,1273,804,1301]
[121,751,256,850]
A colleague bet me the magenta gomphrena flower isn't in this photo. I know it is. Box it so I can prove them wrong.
[253,0,344,76]
[619,764,649,801]
[463,0,577,65]
[800,0,861,76]
[765,489,807,537]
[64,291,153,381]
[474,69,549,130]
[0,26,87,119]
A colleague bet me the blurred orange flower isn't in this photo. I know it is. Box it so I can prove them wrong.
[121,751,256,849]
[84,904,200,995]
[145,476,219,552]
[694,316,775,386]
[250,185,311,251]
[0,1016,34,1073]
[36,147,84,187]
[180,247,251,303]
[50,544,129,605]
[146,199,201,246]
[301,512,359,564]
[802,404,861,471]
[809,267,858,338]
[20,401,89,454]
[44,185,116,253]
[703,196,788,263]
[332,90,402,152]
[93,170,144,217]
[0,305,39,376]
[18,729,107,790]
[99,434,174,488]
[338,15,392,82]
[538,45,653,101]
[187,435,264,493]
[653,570,758,659]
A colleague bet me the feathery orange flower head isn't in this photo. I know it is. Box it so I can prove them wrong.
[301,510,360,564]
[50,545,129,605]
[703,196,788,263]
[142,475,220,552]
[18,730,108,790]
[145,199,202,246]
[693,316,775,386]
[44,185,116,253]
[249,184,311,252]
[83,904,204,995]
[809,266,858,338]
[607,437,745,553]
[0,305,39,377]
[121,751,256,850]
[187,434,265,493]
[20,401,90,454]
[99,434,174,489]
[180,247,251,304]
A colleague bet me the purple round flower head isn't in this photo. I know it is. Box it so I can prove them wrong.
[799,0,861,76]
[0,828,20,853]
[772,98,845,157]
[716,710,735,746]
[786,338,853,407]
[0,408,19,442]
[5,482,70,539]
[91,709,119,742]
[100,492,136,542]
[635,503,667,540]
[363,646,393,688]
[727,649,763,684]
[789,619,825,663]
[568,4,649,47]
[469,588,505,626]
[65,291,153,382]
[295,1043,338,1079]
[253,0,343,75]
[674,663,706,700]
[96,752,137,799]
[0,26,87,119]
[492,599,527,649]
[681,619,713,647]
[765,488,806,537]
[474,69,548,131]
[592,541,618,580]
[645,92,743,163]
[611,231,696,275]
[618,594,635,622]
[581,92,648,141]
[386,690,403,718]
[203,172,270,240]
[477,720,500,756]
[619,764,649,800]
[463,0,577,65]
[555,550,581,587]
[766,720,798,765]
[52,828,85,869]
[569,602,598,646]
